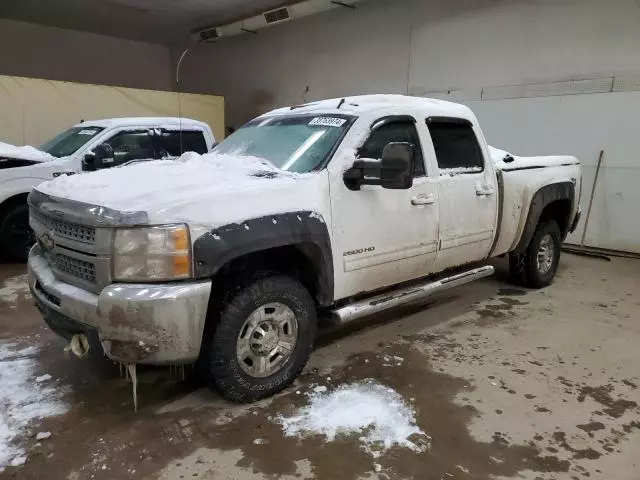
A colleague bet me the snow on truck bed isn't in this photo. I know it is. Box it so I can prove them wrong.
[489,146,578,170]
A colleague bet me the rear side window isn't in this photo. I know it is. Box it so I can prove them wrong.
[162,130,208,156]
[426,118,484,173]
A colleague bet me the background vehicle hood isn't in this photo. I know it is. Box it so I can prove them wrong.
[35,152,325,229]
[0,141,55,163]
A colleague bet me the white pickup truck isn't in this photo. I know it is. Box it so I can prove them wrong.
[28,95,581,402]
[0,117,214,261]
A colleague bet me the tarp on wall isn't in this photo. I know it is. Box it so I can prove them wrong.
[0,75,224,146]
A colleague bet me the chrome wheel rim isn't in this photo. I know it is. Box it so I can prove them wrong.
[536,234,555,275]
[236,302,298,378]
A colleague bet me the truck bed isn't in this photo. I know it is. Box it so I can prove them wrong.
[489,146,581,257]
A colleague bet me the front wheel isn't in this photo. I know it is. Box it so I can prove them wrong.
[201,274,317,402]
[0,204,36,263]
[509,220,561,288]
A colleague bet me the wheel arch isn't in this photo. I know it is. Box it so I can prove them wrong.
[193,212,334,307]
[513,182,575,253]
[0,192,30,222]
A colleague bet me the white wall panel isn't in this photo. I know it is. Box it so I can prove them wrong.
[177,0,640,126]
[175,0,640,253]
[466,92,640,253]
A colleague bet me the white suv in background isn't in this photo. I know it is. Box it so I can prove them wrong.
[0,117,215,261]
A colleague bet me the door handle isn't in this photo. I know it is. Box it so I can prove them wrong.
[411,194,436,206]
[476,184,495,196]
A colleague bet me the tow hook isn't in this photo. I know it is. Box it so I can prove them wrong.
[65,334,90,359]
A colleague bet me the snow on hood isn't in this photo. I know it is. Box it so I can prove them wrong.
[0,141,54,163]
[36,152,323,228]
[488,145,578,170]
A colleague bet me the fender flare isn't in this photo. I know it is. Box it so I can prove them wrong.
[192,211,334,306]
[513,182,575,253]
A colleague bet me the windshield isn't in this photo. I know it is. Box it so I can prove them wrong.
[40,126,104,158]
[214,114,353,173]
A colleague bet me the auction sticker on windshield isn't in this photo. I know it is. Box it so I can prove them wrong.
[78,129,99,136]
[309,117,347,128]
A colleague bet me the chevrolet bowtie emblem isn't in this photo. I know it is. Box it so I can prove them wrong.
[40,233,55,251]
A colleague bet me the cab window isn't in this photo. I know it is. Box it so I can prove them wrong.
[358,119,425,177]
[161,130,208,156]
[105,130,155,164]
[426,118,484,173]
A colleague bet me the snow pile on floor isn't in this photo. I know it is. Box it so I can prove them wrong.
[0,275,31,305]
[0,142,54,163]
[278,381,428,456]
[0,342,68,472]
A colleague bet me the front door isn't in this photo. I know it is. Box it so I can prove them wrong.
[329,116,440,299]
[426,117,498,270]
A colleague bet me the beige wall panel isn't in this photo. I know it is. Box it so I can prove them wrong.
[0,75,224,146]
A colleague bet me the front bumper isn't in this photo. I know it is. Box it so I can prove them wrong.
[28,245,212,365]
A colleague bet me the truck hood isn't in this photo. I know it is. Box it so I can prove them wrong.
[0,141,55,165]
[489,146,579,171]
[35,152,323,228]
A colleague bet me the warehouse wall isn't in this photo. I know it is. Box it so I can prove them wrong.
[467,91,640,254]
[0,19,172,91]
[176,0,640,254]
[176,0,640,126]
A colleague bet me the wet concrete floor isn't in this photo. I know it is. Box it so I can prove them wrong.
[1,253,639,480]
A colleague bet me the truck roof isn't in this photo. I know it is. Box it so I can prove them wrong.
[74,117,211,130]
[266,94,474,120]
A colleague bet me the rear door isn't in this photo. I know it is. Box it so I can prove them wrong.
[426,117,498,269]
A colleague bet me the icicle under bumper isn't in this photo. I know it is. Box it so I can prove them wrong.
[128,364,138,413]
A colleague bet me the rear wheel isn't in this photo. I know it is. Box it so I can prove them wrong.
[201,274,317,402]
[0,204,36,263]
[509,220,561,288]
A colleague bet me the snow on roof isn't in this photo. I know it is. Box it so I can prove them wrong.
[266,94,474,120]
[75,117,210,130]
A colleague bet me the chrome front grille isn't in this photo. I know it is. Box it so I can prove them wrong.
[31,209,96,245]
[30,204,112,292]
[51,254,96,284]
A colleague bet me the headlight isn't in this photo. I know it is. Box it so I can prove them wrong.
[112,224,192,281]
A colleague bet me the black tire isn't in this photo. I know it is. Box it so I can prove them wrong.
[201,274,317,402]
[0,204,36,263]
[509,220,561,289]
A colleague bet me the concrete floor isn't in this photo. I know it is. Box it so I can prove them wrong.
[0,253,639,480]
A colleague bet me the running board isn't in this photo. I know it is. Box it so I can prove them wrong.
[331,265,495,324]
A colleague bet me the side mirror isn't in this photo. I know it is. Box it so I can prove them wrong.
[379,142,414,189]
[82,143,114,171]
[343,142,414,191]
